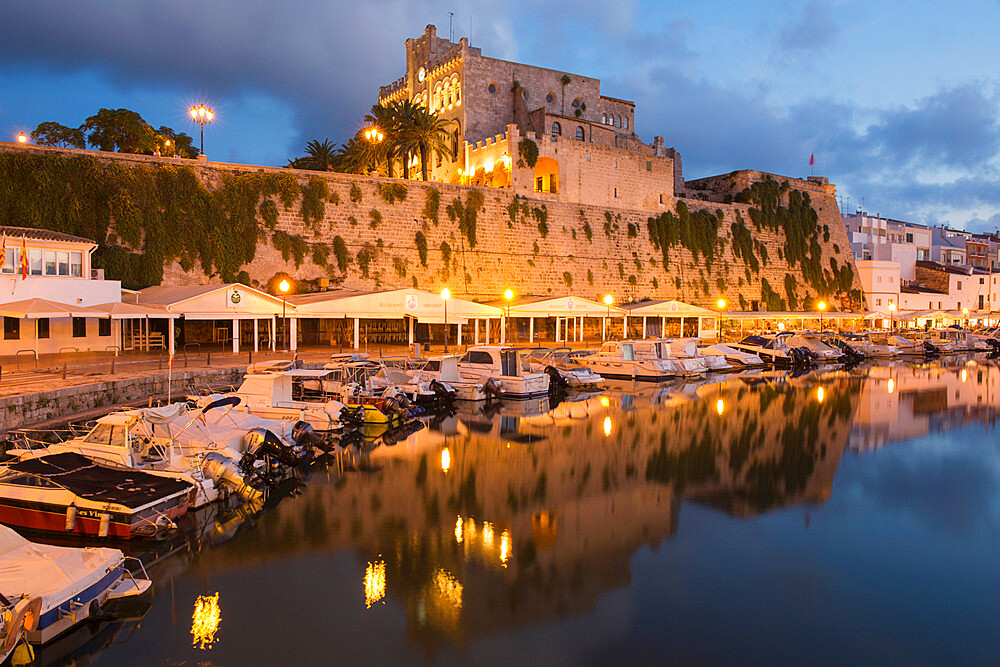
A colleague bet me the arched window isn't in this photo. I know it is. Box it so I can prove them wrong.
[602,113,607,124]
[575,126,585,141]
[551,121,561,137]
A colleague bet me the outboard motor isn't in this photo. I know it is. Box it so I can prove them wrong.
[291,420,337,454]
[545,366,568,390]
[203,452,264,503]
[337,404,365,428]
[483,378,504,402]
[922,340,941,355]
[239,428,309,486]
[429,380,457,405]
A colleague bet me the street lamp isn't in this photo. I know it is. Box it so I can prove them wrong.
[603,294,613,340]
[504,288,514,343]
[441,287,451,353]
[817,300,827,332]
[279,279,290,351]
[189,105,214,157]
[717,298,726,341]
[364,127,384,143]
[888,301,896,331]
[16,133,27,144]
[963,307,969,328]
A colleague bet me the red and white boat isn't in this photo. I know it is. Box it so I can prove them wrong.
[0,452,194,539]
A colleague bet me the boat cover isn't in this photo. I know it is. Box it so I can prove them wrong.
[0,525,121,612]
[7,453,191,508]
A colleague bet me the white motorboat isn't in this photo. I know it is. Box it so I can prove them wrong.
[578,341,676,382]
[408,355,487,401]
[11,402,314,507]
[521,347,606,389]
[888,333,928,357]
[631,340,701,377]
[831,332,896,359]
[728,333,808,366]
[456,346,550,398]
[699,343,765,367]
[786,333,844,362]
[0,524,150,652]
[666,337,734,373]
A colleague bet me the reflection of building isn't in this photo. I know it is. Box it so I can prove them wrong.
[187,377,856,652]
[849,360,999,451]
[377,24,680,209]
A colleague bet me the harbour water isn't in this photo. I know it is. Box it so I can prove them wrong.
[24,357,1000,666]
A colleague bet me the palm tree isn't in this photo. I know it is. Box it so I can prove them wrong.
[388,99,423,179]
[333,135,375,174]
[304,139,338,170]
[396,106,456,181]
[365,103,398,178]
[560,74,571,115]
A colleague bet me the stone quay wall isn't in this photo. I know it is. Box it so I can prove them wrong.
[0,143,861,308]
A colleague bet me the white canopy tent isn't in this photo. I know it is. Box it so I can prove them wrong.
[286,288,502,349]
[489,295,627,343]
[627,300,719,339]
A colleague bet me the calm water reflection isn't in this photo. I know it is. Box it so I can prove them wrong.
[54,358,1000,665]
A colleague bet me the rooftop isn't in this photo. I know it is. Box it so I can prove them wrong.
[0,225,97,245]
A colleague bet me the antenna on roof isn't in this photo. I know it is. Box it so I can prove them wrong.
[449,12,453,42]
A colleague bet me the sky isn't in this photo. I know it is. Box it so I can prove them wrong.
[1,0,999,232]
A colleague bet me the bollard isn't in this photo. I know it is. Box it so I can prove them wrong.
[248,349,252,365]
[206,351,211,367]
[158,355,162,370]
[110,356,115,375]
[63,362,67,380]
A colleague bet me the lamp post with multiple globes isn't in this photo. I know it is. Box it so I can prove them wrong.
[963,307,969,328]
[889,301,896,331]
[189,105,214,157]
[503,288,514,343]
[716,298,726,341]
[16,133,27,144]
[441,288,451,353]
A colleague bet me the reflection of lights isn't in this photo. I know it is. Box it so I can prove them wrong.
[961,369,968,382]
[441,448,451,473]
[483,521,494,546]
[603,416,612,437]
[364,558,386,609]
[887,378,895,394]
[599,396,610,407]
[454,515,463,543]
[433,569,463,608]
[716,398,725,415]
[816,387,825,403]
[500,530,511,567]
[191,593,221,650]
[466,517,477,540]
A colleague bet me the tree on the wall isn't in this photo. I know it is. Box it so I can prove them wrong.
[30,122,85,148]
[82,108,157,153]
[560,74,570,115]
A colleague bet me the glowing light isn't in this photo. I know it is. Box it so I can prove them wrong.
[603,294,613,306]
[465,517,477,540]
[433,569,463,608]
[716,398,725,415]
[818,301,827,311]
[441,447,451,473]
[504,288,514,301]
[961,369,968,382]
[191,593,221,650]
[889,302,897,312]
[717,299,726,310]
[16,133,28,144]
[441,287,451,300]
[457,168,463,175]
[484,160,494,173]
[454,515,463,543]
[887,378,895,394]
[603,416,612,437]
[599,396,610,407]
[499,529,511,567]
[816,387,825,403]
[483,521,495,546]
[963,308,969,315]
[278,279,290,293]
[364,558,386,609]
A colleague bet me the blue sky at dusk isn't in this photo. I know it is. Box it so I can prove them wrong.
[1,0,998,231]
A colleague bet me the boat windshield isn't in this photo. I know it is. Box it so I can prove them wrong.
[621,344,635,361]
[83,423,126,448]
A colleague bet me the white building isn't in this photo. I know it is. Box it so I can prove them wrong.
[854,259,901,311]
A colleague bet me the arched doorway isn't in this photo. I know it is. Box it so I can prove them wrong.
[533,157,559,194]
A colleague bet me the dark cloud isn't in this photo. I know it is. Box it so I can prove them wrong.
[777,1,841,52]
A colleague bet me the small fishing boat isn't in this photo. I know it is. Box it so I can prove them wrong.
[0,523,151,651]
[408,355,488,401]
[578,341,676,382]
[456,346,550,398]
[698,343,765,367]
[665,338,734,373]
[0,452,194,538]
[521,347,606,390]
[630,340,699,377]
[786,333,845,362]
[729,333,808,367]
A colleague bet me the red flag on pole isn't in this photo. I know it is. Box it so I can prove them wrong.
[809,153,815,166]
[19,238,28,280]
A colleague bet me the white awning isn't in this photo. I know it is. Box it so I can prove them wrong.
[0,298,105,319]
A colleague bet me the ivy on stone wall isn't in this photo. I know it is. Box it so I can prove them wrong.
[445,190,484,248]
[332,235,350,273]
[271,230,308,267]
[378,182,408,204]
[349,183,362,204]
[439,241,452,266]
[300,176,328,229]
[760,277,786,311]
[647,201,722,271]
[369,209,382,229]
[0,152,302,288]
[518,138,538,168]
[415,231,428,266]
[784,273,799,310]
[423,188,440,224]
[260,200,279,229]
[312,243,330,268]
[357,242,376,278]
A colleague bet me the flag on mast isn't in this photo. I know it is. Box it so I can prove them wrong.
[809,153,815,166]
[19,237,28,279]
[0,234,6,268]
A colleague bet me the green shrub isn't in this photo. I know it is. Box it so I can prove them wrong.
[563,271,573,288]
[423,188,440,224]
[378,182,408,204]
[369,209,382,229]
[517,138,539,168]
[271,230,308,267]
[349,182,362,203]
[415,231,428,266]
[332,235,351,272]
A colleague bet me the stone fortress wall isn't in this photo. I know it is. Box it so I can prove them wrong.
[0,143,861,309]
